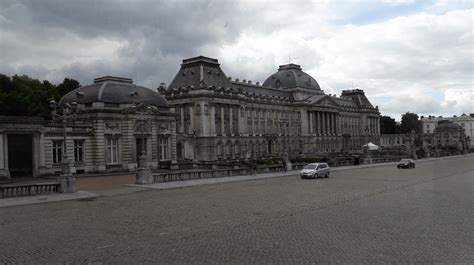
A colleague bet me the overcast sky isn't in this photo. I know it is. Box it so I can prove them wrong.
[0,0,472,120]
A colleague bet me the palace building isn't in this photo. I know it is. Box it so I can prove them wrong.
[161,56,380,161]
[0,76,176,180]
[0,56,381,180]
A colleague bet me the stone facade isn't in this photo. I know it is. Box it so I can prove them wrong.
[421,113,474,148]
[422,120,470,153]
[0,77,176,180]
[379,134,405,148]
[161,56,380,161]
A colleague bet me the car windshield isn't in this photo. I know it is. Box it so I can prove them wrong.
[400,159,410,163]
[303,165,317,169]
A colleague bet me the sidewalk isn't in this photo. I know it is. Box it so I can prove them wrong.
[0,191,99,208]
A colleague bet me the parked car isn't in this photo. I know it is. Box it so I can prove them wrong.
[300,163,330,179]
[397,159,415,169]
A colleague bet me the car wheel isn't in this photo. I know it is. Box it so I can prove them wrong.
[314,173,319,179]
[325,172,330,178]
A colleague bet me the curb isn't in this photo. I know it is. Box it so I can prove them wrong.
[0,191,100,208]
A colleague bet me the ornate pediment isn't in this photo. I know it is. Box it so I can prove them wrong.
[313,95,338,108]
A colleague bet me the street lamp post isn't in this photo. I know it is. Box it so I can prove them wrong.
[192,129,198,168]
[364,127,372,164]
[128,92,154,184]
[283,121,292,171]
[49,98,78,193]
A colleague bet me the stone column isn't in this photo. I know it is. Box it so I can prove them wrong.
[209,104,216,136]
[0,133,7,180]
[201,103,208,136]
[221,105,225,135]
[316,112,319,135]
[229,106,233,136]
[189,105,195,134]
[301,110,308,136]
[239,107,246,135]
[313,112,317,135]
[324,112,328,135]
[316,111,323,136]
[308,111,313,134]
[330,113,334,135]
[180,105,185,134]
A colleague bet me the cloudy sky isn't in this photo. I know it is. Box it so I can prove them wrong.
[0,0,472,120]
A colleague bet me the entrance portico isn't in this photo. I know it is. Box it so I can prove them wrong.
[0,116,47,180]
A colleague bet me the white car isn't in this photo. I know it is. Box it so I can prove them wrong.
[300,163,330,179]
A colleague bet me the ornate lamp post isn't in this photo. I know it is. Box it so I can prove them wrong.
[133,103,153,184]
[49,98,78,193]
[283,120,292,171]
[129,91,154,184]
[192,129,198,168]
[364,127,372,164]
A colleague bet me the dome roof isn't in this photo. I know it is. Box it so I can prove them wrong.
[436,120,462,130]
[262,63,321,90]
[60,76,168,107]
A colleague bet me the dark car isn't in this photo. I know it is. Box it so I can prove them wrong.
[397,159,415,169]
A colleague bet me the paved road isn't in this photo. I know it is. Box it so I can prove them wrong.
[1,156,473,263]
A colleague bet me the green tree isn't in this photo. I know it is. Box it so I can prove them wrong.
[380,115,400,134]
[0,74,81,117]
[400,112,421,134]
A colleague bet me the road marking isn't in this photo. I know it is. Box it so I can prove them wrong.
[97,244,113,249]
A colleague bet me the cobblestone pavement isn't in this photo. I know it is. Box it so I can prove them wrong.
[0,156,473,263]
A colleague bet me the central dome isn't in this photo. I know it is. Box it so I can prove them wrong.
[262,63,321,90]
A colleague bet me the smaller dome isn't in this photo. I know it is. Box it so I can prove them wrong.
[60,76,168,107]
[262,63,321,91]
[436,120,462,130]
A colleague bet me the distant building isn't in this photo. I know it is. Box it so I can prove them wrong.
[161,56,380,161]
[379,134,404,148]
[420,113,473,148]
[426,120,470,152]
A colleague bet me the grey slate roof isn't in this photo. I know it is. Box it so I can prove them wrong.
[262,63,321,91]
[60,76,168,107]
[231,81,292,98]
[168,56,233,89]
[436,120,462,130]
[340,89,374,108]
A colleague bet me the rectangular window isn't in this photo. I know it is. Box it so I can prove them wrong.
[106,137,119,164]
[74,140,85,163]
[52,140,63,164]
[159,137,169,161]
